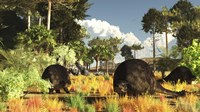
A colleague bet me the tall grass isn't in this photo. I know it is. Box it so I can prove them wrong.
[176,94,199,112]
[118,95,173,112]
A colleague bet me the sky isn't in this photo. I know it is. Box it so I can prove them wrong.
[77,0,200,63]
[86,0,200,41]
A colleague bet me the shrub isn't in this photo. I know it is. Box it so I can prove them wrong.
[52,45,77,66]
[0,68,25,101]
[17,25,57,53]
[180,39,200,77]
[0,48,52,101]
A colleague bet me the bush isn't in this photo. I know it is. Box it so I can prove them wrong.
[180,39,200,77]
[17,25,57,53]
[52,45,77,66]
[0,68,25,101]
[0,48,52,101]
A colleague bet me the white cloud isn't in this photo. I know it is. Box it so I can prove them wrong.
[121,32,141,46]
[77,18,122,38]
[77,18,141,46]
[77,18,177,63]
[137,33,176,58]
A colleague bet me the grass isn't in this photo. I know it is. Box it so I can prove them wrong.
[4,72,200,112]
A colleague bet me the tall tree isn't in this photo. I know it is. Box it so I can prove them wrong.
[36,0,90,44]
[88,37,121,72]
[88,38,106,72]
[142,8,163,69]
[170,0,195,23]
[68,40,93,69]
[45,0,81,30]
[169,0,199,49]
[0,0,90,49]
[17,0,37,29]
[47,0,52,30]
[0,0,37,29]
[102,37,121,73]
[161,7,172,56]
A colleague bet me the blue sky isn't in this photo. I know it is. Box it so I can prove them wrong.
[86,0,200,41]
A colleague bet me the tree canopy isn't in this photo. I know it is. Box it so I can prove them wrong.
[88,37,121,72]
[142,0,200,57]
[169,0,200,49]
[0,0,91,49]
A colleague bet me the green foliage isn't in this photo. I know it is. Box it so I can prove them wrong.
[69,40,90,61]
[0,48,52,101]
[88,37,121,71]
[52,44,77,66]
[180,39,200,77]
[84,104,96,112]
[142,8,163,34]
[169,1,200,49]
[23,65,51,92]
[45,0,90,44]
[196,100,200,111]
[0,68,25,101]
[88,37,121,60]
[17,25,56,53]
[66,94,86,112]
[169,45,182,59]
[142,1,200,52]
[105,98,120,112]
[170,0,194,22]
[156,58,181,71]
[66,93,96,112]
[176,22,200,48]
[0,102,6,112]
[120,45,133,60]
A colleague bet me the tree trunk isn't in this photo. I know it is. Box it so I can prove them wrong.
[47,0,51,30]
[95,56,99,72]
[39,16,42,26]
[106,60,108,75]
[165,31,168,57]
[58,28,63,43]
[100,61,103,71]
[28,10,31,29]
[134,50,136,58]
[152,28,156,71]
[112,59,115,70]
